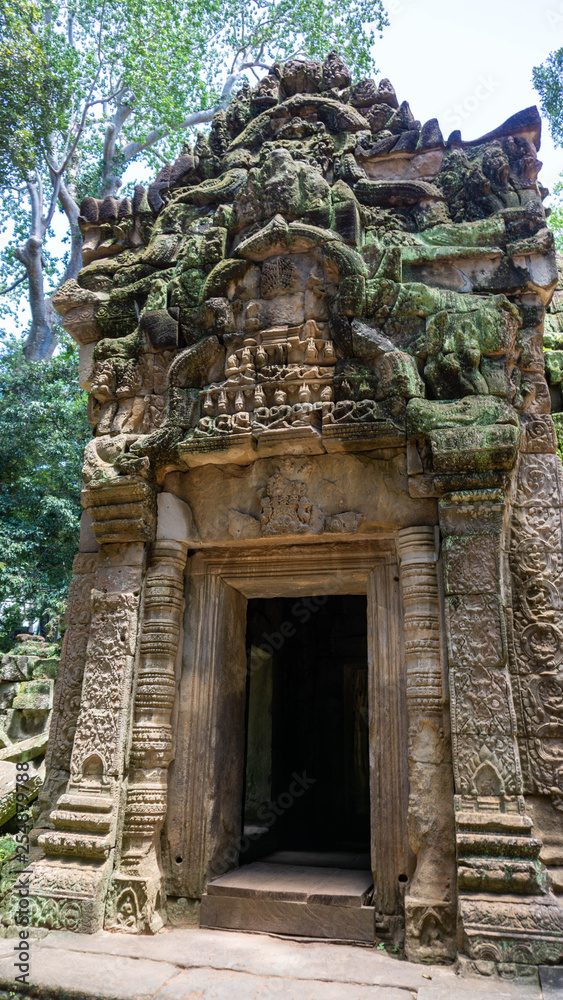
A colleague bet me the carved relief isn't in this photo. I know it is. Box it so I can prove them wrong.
[15,861,105,934]
[26,47,563,966]
[445,594,507,671]
[508,440,563,803]
[259,473,324,534]
[440,486,554,963]
[459,896,563,965]
[26,533,146,931]
[68,590,138,785]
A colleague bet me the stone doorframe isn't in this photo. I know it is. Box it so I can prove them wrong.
[160,532,456,957]
[24,515,455,959]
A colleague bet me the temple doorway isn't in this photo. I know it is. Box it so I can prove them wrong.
[200,594,376,941]
[242,594,370,860]
[167,540,409,944]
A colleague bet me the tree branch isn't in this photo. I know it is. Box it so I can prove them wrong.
[120,105,217,162]
[0,274,27,296]
[43,171,62,233]
[239,61,271,72]
[103,102,133,168]
[28,176,43,243]
[57,179,82,284]
[97,1,107,62]
[62,61,104,168]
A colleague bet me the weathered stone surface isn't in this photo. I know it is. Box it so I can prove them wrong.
[0,947,179,999]
[164,453,437,542]
[397,528,456,962]
[0,926,544,998]
[151,967,409,999]
[26,50,563,975]
[540,965,563,999]
[155,491,197,541]
[0,639,61,834]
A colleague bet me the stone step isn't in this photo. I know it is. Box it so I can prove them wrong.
[49,808,112,834]
[201,861,375,942]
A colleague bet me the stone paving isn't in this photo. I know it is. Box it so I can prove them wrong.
[0,926,560,1000]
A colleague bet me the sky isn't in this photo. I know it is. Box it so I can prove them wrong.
[373,0,562,193]
[5,0,563,337]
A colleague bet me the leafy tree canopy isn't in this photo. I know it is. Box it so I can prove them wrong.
[0,0,68,186]
[533,50,563,251]
[533,49,563,148]
[0,334,90,650]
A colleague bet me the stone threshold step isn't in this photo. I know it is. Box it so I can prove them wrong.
[202,862,375,942]
[200,894,376,943]
[205,861,374,905]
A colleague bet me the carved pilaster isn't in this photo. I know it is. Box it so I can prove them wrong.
[21,478,154,934]
[35,552,97,827]
[105,539,188,933]
[439,488,553,965]
[507,416,563,800]
[397,527,456,963]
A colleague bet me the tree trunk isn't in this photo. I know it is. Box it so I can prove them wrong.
[59,178,83,285]
[19,234,55,362]
[22,177,83,362]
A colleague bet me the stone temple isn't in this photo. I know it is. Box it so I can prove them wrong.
[15,53,563,969]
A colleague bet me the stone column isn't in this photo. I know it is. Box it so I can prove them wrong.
[105,536,188,933]
[397,527,456,962]
[439,488,550,966]
[24,476,155,934]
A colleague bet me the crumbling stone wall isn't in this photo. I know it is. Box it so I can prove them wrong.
[0,635,59,830]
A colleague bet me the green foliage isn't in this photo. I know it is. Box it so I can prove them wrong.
[0,0,68,185]
[547,178,563,254]
[533,50,563,266]
[0,836,16,863]
[533,49,563,148]
[0,334,90,650]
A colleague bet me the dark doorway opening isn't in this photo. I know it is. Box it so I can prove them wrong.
[242,594,370,863]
